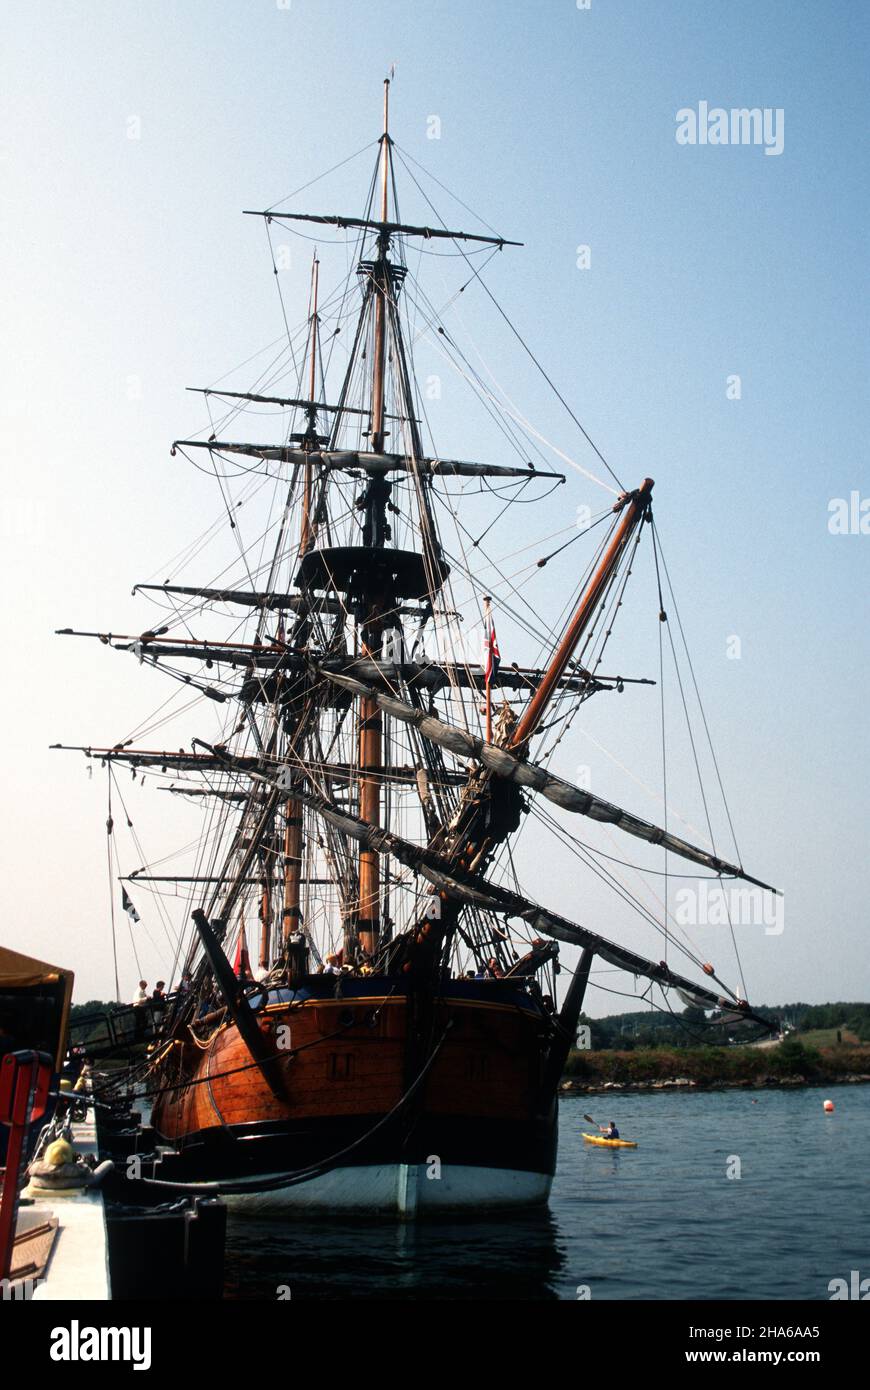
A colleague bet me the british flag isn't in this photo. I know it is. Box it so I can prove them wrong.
[483,604,500,688]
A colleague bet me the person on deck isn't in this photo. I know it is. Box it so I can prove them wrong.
[133,980,149,1040]
[150,981,166,1029]
[600,1121,620,1140]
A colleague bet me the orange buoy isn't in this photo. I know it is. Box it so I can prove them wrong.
[823,1099,835,1113]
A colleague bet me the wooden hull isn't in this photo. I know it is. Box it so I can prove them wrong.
[148,979,558,1213]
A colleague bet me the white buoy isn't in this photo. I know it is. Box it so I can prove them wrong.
[823,1099,835,1113]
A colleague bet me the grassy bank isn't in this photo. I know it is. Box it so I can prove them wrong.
[562,1039,870,1090]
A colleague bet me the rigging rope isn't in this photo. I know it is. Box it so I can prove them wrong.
[393,143,626,493]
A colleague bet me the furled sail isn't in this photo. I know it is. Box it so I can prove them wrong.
[54,634,604,695]
[195,741,761,1022]
[172,440,563,480]
[133,584,341,612]
[242,208,521,247]
[317,667,779,894]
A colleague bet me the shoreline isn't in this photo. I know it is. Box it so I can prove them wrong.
[560,1072,870,1095]
[560,1041,870,1095]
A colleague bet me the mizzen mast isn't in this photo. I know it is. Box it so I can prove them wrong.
[282,253,323,949]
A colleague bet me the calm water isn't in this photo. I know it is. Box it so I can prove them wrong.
[223,1085,869,1300]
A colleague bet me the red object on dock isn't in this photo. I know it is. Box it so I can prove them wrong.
[0,1050,53,1282]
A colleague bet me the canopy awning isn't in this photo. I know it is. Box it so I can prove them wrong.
[0,944,75,1070]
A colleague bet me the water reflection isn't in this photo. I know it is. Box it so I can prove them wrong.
[225,1206,566,1301]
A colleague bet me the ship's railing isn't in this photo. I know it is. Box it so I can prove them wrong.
[69,998,173,1058]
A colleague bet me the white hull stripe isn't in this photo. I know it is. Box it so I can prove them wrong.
[221,1163,552,1216]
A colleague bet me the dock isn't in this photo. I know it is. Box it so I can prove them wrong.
[11,1111,109,1301]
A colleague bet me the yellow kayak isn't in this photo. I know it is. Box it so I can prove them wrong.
[582,1132,638,1148]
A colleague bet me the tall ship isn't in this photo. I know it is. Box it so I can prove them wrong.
[56,84,777,1214]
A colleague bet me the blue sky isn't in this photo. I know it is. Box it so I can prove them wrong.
[1,0,867,1012]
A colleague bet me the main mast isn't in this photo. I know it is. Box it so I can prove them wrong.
[357,77,392,960]
[299,253,320,556]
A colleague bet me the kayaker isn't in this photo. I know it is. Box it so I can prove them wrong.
[600,1121,620,1140]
